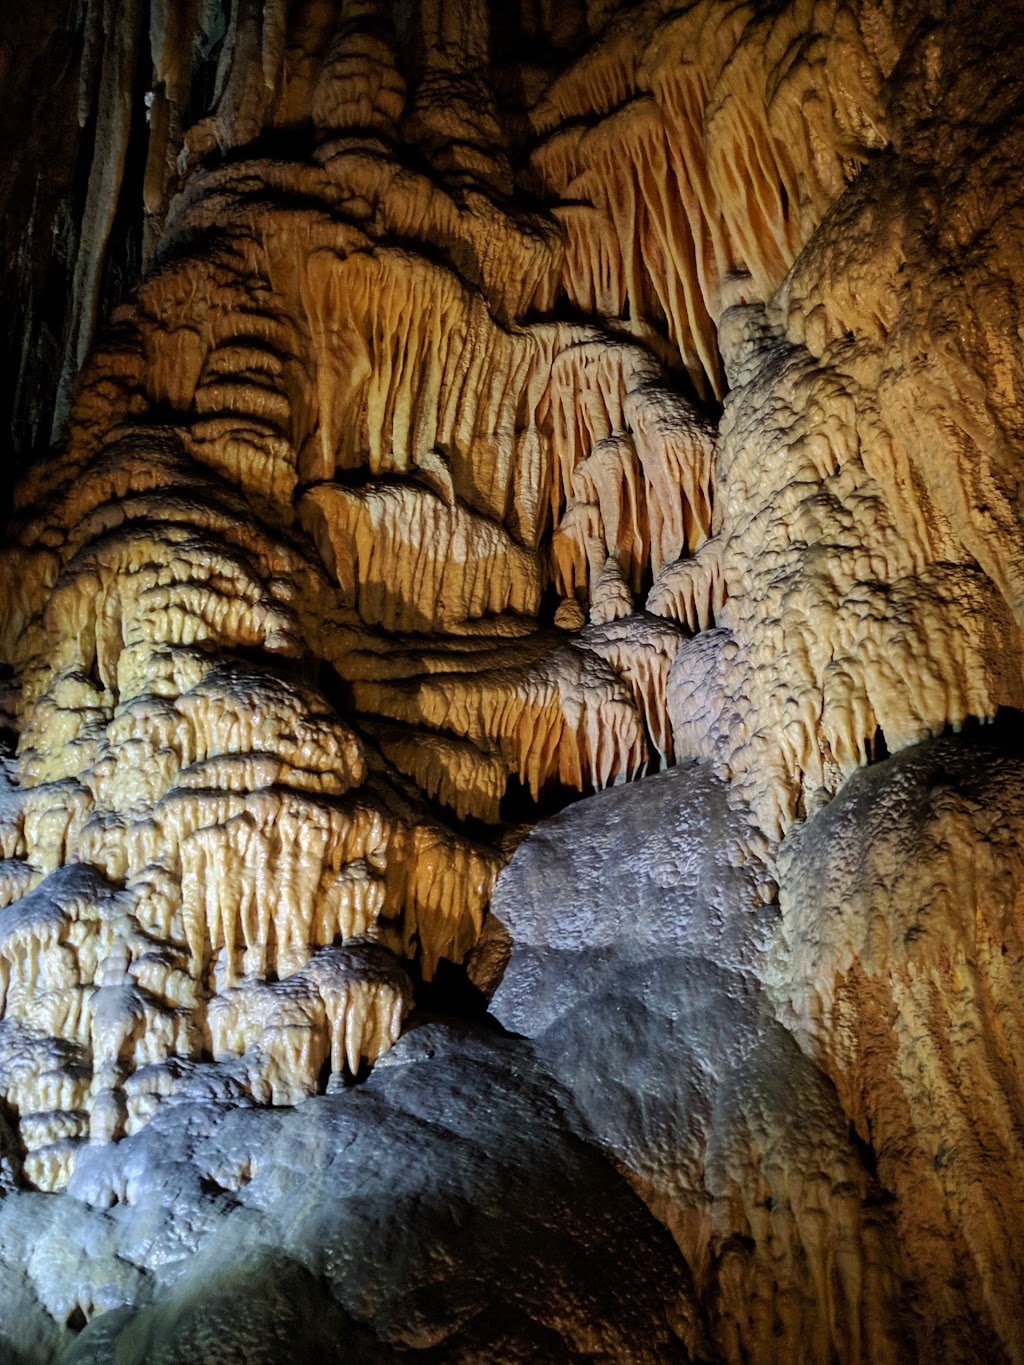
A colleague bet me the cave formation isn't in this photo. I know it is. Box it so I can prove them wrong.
[0,0,1023,1360]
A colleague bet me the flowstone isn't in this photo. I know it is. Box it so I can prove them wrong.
[1,0,1024,1358]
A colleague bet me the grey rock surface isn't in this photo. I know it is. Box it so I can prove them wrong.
[490,761,908,1360]
[3,744,1023,1360]
[0,1020,691,1363]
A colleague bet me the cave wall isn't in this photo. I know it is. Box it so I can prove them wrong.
[1,0,1023,1360]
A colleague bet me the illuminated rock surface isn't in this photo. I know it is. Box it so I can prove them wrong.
[0,0,1022,1358]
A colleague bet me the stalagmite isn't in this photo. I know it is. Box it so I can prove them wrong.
[0,0,1023,1359]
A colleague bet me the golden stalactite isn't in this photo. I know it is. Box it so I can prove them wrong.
[1,25,1024,1364]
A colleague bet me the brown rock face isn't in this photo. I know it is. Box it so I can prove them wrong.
[0,0,1023,1360]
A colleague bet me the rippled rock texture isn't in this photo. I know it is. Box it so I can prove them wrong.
[1,0,1023,1359]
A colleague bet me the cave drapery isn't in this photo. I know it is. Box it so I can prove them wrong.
[1,0,1024,1360]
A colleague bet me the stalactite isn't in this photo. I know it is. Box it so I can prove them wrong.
[2,2,1024,1355]
[54,0,143,440]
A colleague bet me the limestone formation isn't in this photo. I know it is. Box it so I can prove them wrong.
[0,0,1023,1360]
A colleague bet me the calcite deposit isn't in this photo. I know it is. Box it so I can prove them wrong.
[0,0,1023,1359]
